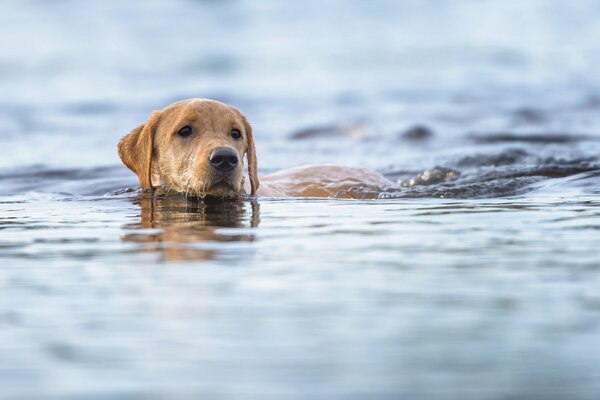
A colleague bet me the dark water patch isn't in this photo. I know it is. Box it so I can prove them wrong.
[290,122,371,140]
[469,159,600,182]
[0,311,21,326]
[511,107,547,125]
[0,165,117,181]
[470,132,593,144]
[0,165,134,196]
[578,95,600,109]
[400,125,435,141]
[32,237,101,244]
[0,221,27,229]
[0,241,27,249]
[0,248,127,261]
[456,148,530,167]
[565,225,600,230]
[47,342,127,366]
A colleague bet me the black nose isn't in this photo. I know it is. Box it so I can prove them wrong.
[209,147,238,173]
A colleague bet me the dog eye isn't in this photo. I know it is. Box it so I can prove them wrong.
[230,128,241,139]
[177,126,193,137]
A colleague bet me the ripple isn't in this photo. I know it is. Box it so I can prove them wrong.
[469,132,594,144]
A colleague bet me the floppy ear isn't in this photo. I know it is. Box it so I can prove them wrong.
[241,114,259,195]
[117,111,161,190]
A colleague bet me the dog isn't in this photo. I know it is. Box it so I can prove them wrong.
[118,98,395,198]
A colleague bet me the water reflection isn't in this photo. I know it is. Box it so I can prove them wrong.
[122,195,259,262]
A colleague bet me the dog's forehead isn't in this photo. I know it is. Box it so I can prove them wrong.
[164,99,237,123]
[154,99,246,141]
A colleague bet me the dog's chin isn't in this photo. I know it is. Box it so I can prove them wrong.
[179,176,242,198]
[204,181,242,198]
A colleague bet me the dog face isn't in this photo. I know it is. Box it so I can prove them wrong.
[118,99,259,197]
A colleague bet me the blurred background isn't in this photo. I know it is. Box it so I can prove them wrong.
[2,0,600,171]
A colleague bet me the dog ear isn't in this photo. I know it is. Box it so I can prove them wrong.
[118,111,161,190]
[230,106,259,195]
[241,114,259,195]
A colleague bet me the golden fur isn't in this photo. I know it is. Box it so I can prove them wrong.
[118,98,394,198]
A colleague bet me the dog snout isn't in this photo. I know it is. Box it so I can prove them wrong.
[209,147,238,173]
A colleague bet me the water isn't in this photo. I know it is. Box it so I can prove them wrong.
[1,1,600,399]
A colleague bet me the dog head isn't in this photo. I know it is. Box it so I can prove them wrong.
[118,99,259,197]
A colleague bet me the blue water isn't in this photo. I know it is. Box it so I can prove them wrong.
[1,1,600,399]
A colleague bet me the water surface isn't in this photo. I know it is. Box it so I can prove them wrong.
[1,1,600,399]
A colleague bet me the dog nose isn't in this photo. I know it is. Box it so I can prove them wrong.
[209,147,238,172]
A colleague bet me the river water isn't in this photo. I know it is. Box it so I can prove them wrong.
[1,1,600,399]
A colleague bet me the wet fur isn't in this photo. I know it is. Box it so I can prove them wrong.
[118,98,395,198]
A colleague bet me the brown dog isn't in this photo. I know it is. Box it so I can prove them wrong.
[118,98,395,198]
